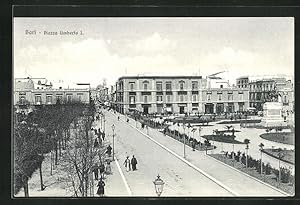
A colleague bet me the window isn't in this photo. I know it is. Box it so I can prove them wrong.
[166,82,172,90]
[35,95,42,104]
[180,95,184,102]
[179,81,185,90]
[192,81,198,90]
[156,82,162,91]
[56,95,63,103]
[144,83,148,90]
[144,95,148,103]
[239,93,243,101]
[129,96,135,104]
[19,96,26,104]
[228,94,233,100]
[67,95,72,102]
[156,95,163,102]
[218,94,222,101]
[77,93,83,102]
[192,94,197,102]
[166,95,171,102]
[284,96,287,103]
[207,94,211,101]
[46,95,52,104]
[130,83,134,91]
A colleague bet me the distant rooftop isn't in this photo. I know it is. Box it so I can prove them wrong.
[118,75,203,80]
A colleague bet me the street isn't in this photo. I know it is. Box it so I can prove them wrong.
[100,110,287,197]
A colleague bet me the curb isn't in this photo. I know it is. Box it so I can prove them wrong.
[114,157,132,196]
[206,154,291,196]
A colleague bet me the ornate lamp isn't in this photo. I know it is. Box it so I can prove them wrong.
[153,174,165,197]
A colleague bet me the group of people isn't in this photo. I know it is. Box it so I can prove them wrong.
[92,128,106,148]
[92,160,112,197]
[123,155,138,172]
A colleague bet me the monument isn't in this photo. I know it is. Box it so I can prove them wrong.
[261,94,285,127]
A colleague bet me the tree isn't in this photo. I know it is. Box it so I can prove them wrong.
[61,114,106,197]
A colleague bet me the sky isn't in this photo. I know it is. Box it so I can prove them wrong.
[14,17,294,87]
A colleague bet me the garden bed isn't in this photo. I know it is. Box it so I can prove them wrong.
[210,154,294,195]
[201,135,244,144]
[260,132,294,145]
[262,149,294,165]
[217,119,261,124]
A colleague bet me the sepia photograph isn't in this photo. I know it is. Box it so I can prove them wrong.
[12,17,295,197]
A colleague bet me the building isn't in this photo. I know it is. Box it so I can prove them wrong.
[114,75,249,115]
[14,77,90,108]
[236,76,249,88]
[109,84,117,109]
[201,88,249,114]
[248,77,294,111]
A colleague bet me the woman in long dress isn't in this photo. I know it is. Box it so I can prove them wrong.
[123,156,131,172]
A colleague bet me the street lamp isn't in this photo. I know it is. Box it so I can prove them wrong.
[259,143,264,176]
[198,126,202,144]
[244,139,250,168]
[153,174,165,197]
[111,124,115,161]
[278,151,284,185]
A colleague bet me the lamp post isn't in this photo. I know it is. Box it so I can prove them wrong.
[259,143,264,176]
[244,139,250,168]
[153,174,165,197]
[182,122,186,158]
[198,126,202,144]
[111,124,115,161]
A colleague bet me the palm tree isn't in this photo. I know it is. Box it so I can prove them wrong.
[225,125,233,131]
[244,139,250,168]
[204,139,210,155]
[259,143,264,175]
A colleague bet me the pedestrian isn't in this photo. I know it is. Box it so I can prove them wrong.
[106,145,112,157]
[126,118,129,123]
[94,138,99,148]
[123,156,131,172]
[96,178,105,197]
[192,139,196,151]
[118,116,120,121]
[131,155,138,171]
[99,163,105,179]
[102,133,105,141]
[92,163,99,180]
[105,160,112,175]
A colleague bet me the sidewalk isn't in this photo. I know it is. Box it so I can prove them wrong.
[92,114,130,197]
[111,111,288,197]
[93,159,130,197]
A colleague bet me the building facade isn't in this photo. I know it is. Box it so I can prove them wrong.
[201,88,249,114]
[14,77,90,107]
[236,76,249,88]
[114,76,249,115]
[248,78,294,111]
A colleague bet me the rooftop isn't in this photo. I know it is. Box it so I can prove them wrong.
[118,75,203,80]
